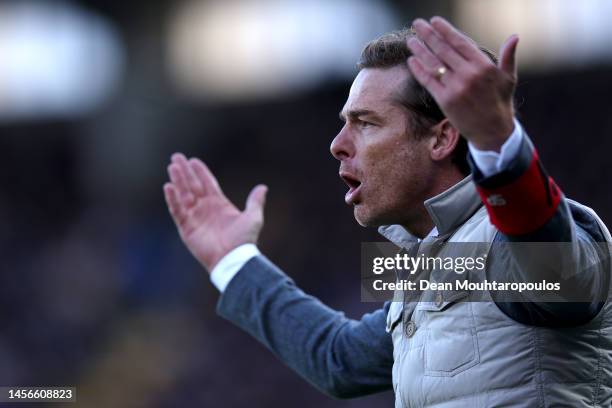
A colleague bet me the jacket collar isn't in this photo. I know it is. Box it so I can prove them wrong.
[378,175,482,247]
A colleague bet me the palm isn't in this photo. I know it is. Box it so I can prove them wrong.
[181,196,248,263]
[163,154,267,271]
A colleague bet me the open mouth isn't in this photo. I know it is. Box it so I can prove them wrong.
[340,173,362,205]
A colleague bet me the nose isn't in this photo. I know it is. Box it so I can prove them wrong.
[330,124,354,161]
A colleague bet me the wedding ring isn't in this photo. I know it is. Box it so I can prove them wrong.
[435,66,447,79]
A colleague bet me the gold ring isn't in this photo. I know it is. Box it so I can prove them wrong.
[435,66,447,79]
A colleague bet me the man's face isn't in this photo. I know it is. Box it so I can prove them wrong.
[331,66,435,228]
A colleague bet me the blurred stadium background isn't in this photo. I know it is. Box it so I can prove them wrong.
[0,0,610,406]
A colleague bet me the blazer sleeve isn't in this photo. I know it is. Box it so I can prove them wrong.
[469,132,611,326]
[216,254,393,398]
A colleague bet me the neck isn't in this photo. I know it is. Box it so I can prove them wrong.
[401,168,465,239]
[403,215,434,239]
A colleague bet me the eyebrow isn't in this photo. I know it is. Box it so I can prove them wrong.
[339,109,384,123]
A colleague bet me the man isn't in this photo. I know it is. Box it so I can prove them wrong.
[163,17,612,407]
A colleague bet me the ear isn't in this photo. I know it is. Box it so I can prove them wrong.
[428,119,460,163]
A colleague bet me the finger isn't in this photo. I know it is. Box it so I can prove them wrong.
[164,183,186,227]
[407,56,445,97]
[412,19,466,70]
[244,184,268,225]
[407,37,444,71]
[168,164,195,207]
[189,158,223,196]
[430,16,490,64]
[407,37,452,86]
[498,34,519,79]
[172,153,204,197]
[168,163,188,195]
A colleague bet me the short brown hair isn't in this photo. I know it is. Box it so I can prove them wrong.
[357,28,498,176]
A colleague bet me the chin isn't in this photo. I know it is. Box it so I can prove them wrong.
[354,199,406,228]
[353,205,383,227]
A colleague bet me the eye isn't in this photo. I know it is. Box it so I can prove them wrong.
[359,120,375,128]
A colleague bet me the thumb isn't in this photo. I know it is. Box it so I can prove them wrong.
[498,34,519,79]
[245,184,268,224]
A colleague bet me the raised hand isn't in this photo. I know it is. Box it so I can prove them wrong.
[407,16,519,152]
[163,153,267,272]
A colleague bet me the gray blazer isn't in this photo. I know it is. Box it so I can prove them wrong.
[217,255,394,398]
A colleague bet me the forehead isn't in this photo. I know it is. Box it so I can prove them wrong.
[342,66,410,115]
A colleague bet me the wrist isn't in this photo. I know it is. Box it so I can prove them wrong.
[468,118,515,153]
[206,254,225,273]
[202,241,256,273]
[194,248,230,274]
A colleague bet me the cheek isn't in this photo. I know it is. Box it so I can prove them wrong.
[361,142,429,213]
[362,141,416,187]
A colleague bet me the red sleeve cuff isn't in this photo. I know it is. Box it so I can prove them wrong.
[475,150,562,235]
